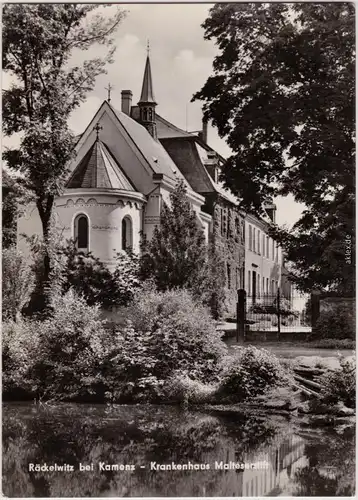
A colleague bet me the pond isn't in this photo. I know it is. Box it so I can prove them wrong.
[2,402,355,497]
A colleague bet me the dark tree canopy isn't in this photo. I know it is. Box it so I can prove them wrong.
[193,3,355,293]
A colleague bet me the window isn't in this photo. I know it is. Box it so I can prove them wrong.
[248,270,251,294]
[258,230,261,254]
[262,276,265,296]
[272,239,275,261]
[248,225,252,250]
[257,273,260,297]
[266,278,269,295]
[262,233,265,256]
[227,263,231,289]
[253,228,256,252]
[74,214,89,250]
[267,237,270,259]
[221,208,227,236]
[121,216,133,251]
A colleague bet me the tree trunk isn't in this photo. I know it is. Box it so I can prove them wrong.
[25,196,54,317]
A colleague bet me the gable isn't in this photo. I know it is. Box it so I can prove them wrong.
[71,101,191,196]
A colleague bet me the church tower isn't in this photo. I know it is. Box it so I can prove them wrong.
[138,47,157,140]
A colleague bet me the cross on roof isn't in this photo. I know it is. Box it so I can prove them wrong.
[94,123,103,140]
[105,83,113,103]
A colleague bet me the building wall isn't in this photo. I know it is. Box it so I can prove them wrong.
[244,216,282,299]
[205,194,245,317]
[17,191,145,269]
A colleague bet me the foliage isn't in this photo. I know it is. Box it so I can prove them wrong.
[313,307,355,340]
[2,4,126,310]
[140,180,225,317]
[318,356,355,409]
[112,250,142,305]
[56,241,140,308]
[217,346,289,402]
[140,180,207,290]
[2,319,40,396]
[164,372,217,404]
[193,3,354,293]
[31,290,108,401]
[103,287,228,402]
[2,246,35,321]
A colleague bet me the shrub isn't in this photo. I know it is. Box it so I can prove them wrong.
[164,372,217,404]
[2,319,40,397]
[319,357,355,408]
[217,346,289,402]
[32,289,109,401]
[2,247,35,321]
[104,287,228,402]
[314,308,355,340]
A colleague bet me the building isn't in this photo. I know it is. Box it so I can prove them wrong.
[244,207,282,300]
[17,51,284,315]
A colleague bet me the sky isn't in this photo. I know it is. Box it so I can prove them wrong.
[2,3,305,228]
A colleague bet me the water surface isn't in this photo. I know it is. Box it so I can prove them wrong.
[2,403,355,497]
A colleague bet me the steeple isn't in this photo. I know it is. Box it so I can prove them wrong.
[138,43,157,140]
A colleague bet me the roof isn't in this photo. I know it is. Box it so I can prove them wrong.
[111,105,191,188]
[139,55,156,104]
[156,113,193,139]
[66,139,136,190]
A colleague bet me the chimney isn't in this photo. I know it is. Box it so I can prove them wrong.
[202,116,208,144]
[121,90,133,115]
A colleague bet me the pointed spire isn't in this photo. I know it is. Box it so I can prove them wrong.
[139,49,156,104]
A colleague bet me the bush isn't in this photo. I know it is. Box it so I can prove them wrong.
[319,357,355,408]
[104,287,228,402]
[31,290,109,401]
[2,247,35,321]
[314,308,355,340]
[58,242,140,308]
[163,372,217,404]
[2,319,40,397]
[217,346,289,402]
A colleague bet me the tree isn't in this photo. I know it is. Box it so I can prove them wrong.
[193,3,354,293]
[2,4,126,311]
[140,181,208,292]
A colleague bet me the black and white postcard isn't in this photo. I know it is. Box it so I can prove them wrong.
[2,2,355,497]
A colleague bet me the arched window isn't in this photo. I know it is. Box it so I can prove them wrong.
[74,214,89,250]
[148,108,153,121]
[121,216,133,251]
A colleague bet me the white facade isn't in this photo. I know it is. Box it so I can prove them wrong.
[244,214,282,298]
[17,101,212,267]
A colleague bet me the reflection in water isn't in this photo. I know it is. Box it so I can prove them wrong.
[2,403,355,497]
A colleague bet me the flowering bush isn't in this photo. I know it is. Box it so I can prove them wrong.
[217,346,289,402]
